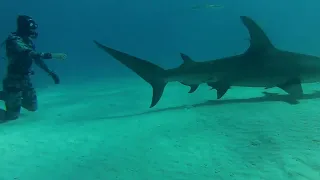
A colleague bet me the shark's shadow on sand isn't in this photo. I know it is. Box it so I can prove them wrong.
[101,90,320,120]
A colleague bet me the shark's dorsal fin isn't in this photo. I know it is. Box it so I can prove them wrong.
[240,16,274,52]
[180,53,195,65]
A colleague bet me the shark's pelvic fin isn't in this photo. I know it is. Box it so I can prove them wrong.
[240,16,275,52]
[188,85,199,93]
[207,82,230,99]
[180,83,199,93]
[93,40,167,108]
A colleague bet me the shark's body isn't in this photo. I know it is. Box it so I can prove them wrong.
[94,16,320,108]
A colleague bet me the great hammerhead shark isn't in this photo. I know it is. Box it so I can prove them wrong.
[93,16,320,108]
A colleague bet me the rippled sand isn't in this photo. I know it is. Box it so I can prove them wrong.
[0,77,319,180]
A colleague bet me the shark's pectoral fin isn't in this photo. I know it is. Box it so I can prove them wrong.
[278,78,303,98]
[207,82,230,99]
[180,83,199,93]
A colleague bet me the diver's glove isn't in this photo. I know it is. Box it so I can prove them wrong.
[49,71,60,84]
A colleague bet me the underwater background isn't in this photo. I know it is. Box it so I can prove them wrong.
[0,0,320,179]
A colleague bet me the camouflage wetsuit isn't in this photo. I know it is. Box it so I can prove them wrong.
[4,32,53,120]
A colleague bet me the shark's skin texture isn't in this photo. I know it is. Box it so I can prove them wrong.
[94,16,320,108]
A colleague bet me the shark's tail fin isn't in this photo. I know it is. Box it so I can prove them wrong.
[93,40,167,108]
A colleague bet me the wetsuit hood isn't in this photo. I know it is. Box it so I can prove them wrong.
[16,15,38,39]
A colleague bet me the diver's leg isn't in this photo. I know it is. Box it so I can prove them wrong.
[3,79,22,120]
[5,91,22,120]
[21,78,37,111]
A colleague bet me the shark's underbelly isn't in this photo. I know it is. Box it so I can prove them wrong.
[300,73,320,83]
[169,74,218,85]
[232,72,320,87]
[232,77,285,87]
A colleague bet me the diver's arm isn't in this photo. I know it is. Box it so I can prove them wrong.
[29,51,53,60]
[34,57,53,74]
[8,36,53,60]
[34,56,60,84]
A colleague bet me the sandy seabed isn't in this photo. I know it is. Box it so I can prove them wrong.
[0,77,319,180]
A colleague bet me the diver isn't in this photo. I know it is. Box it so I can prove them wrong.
[1,15,67,121]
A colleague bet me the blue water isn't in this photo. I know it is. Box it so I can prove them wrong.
[1,0,319,84]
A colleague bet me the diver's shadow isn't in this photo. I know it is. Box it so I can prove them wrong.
[101,90,320,119]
